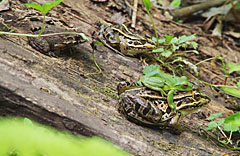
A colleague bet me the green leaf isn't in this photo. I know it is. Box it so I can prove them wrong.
[42,0,63,14]
[178,35,195,44]
[181,43,187,48]
[170,0,181,7]
[176,19,183,23]
[226,62,240,74]
[143,0,152,11]
[237,80,240,88]
[164,35,174,44]
[171,44,179,52]
[25,0,63,14]
[220,86,240,98]
[235,3,240,9]
[205,121,218,131]
[152,37,165,44]
[152,48,164,53]
[93,41,103,46]
[158,38,166,44]
[24,3,44,12]
[191,42,198,49]
[223,112,240,132]
[161,50,172,57]
[170,37,178,44]
[79,33,89,41]
[207,112,223,120]
[217,118,225,126]
[224,123,239,132]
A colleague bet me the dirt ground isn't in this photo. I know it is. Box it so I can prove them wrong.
[0,0,239,155]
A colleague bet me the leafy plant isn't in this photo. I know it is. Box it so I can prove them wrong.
[224,112,240,132]
[170,0,181,7]
[220,86,240,98]
[138,0,198,75]
[151,34,199,74]
[0,117,132,156]
[216,57,240,98]
[24,0,63,37]
[87,41,103,75]
[152,34,198,57]
[205,112,224,131]
[205,112,240,149]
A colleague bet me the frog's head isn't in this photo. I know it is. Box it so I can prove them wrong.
[172,90,211,122]
[117,81,139,95]
[169,76,193,91]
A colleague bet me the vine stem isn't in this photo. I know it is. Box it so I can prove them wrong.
[38,13,46,37]
[0,31,84,37]
[195,57,215,66]
[146,10,159,47]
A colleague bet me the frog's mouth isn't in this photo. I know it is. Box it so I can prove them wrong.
[177,92,211,118]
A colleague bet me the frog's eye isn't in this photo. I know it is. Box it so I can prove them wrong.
[193,93,201,100]
[126,81,131,86]
[96,22,102,28]
[182,83,189,88]
[192,86,198,91]
[128,40,133,44]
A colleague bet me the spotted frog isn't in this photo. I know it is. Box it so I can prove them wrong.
[98,24,156,56]
[28,26,86,56]
[117,82,210,133]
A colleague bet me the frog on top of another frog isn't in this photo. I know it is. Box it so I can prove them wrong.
[117,81,211,133]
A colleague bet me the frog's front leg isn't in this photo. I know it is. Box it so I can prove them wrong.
[28,37,51,55]
[167,112,183,134]
[167,89,177,112]
[119,38,131,56]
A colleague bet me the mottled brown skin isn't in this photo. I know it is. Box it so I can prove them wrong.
[28,26,86,56]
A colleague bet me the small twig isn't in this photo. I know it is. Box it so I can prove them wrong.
[195,57,215,66]
[131,0,138,28]
[218,126,230,142]
[170,0,226,18]
[230,0,239,23]
[224,76,228,85]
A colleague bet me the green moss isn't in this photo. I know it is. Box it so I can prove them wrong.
[88,83,118,100]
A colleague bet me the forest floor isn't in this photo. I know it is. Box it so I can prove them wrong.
[0,0,239,155]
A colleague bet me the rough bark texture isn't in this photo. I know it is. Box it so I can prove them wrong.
[0,0,239,155]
